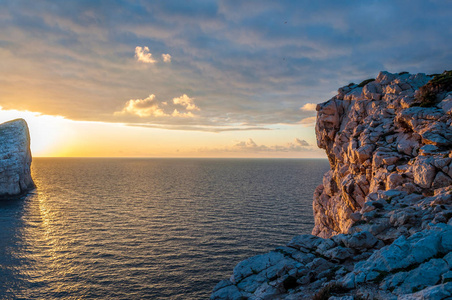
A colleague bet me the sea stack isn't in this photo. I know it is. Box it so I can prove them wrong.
[211,71,452,299]
[0,119,35,198]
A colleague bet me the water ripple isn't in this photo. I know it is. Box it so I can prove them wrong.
[0,158,329,299]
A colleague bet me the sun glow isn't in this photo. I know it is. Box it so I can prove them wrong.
[0,106,73,156]
[0,106,323,158]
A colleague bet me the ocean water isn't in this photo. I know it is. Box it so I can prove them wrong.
[0,158,330,299]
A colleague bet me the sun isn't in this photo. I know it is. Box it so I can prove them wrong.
[0,106,72,157]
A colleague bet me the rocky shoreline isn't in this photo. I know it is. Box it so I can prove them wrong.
[211,71,452,299]
[0,119,35,198]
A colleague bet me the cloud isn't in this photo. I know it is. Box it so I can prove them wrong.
[295,138,309,146]
[115,94,199,118]
[171,109,194,118]
[300,103,317,112]
[172,94,199,111]
[199,138,313,153]
[135,46,156,64]
[135,47,171,64]
[299,116,317,127]
[0,0,451,133]
[162,53,171,63]
[127,123,271,132]
[114,94,164,117]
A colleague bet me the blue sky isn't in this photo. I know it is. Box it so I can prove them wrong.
[0,0,451,156]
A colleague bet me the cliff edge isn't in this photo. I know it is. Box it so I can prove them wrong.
[313,70,452,238]
[211,71,452,299]
[0,119,35,198]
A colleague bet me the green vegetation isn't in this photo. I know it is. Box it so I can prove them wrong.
[398,71,409,75]
[413,70,452,107]
[357,78,376,87]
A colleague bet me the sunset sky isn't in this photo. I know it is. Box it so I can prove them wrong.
[0,0,451,157]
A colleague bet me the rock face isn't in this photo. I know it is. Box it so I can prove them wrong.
[0,119,35,198]
[313,71,452,238]
[211,71,452,299]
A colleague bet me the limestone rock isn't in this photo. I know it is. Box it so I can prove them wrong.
[212,71,452,300]
[313,71,452,237]
[0,119,35,197]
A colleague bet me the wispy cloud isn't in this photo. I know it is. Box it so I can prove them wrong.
[299,116,317,127]
[135,46,156,64]
[199,138,314,153]
[115,94,199,118]
[126,123,271,132]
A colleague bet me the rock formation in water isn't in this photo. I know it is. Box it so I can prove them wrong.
[0,119,35,198]
[211,70,452,299]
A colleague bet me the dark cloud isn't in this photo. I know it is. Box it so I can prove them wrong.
[0,0,451,130]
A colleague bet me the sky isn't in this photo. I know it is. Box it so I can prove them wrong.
[0,0,451,157]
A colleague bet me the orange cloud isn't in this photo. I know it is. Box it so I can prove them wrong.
[300,103,317,111]
[172,94,199,111]
[115,94,199,118]
[114,94,166,117]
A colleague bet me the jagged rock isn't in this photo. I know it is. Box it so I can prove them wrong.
[343,231,378,250]
[211,71,452,300]
[0,119,35,197]
[231,252,285,284]
[211,282,244,300]
[394,258,449,294]
[398,283,452,300]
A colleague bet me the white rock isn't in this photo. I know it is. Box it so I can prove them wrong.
[395,258,449,294]
[412,157,437,188]
[287,234,323,251]
[376,71,397,85]
[210,282,245,300]
[432,172,452,189]
[343,231,378,250]
[231,252,285,283]
[0,119,35,197]
[362,82,382,100]
[398,283,452,300]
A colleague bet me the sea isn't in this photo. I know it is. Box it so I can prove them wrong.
[0,158,330,299]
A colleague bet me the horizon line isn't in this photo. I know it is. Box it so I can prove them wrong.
[33,156,328,160]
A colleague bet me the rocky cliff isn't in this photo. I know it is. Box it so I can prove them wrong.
[211,71,452,299]
[0,119,35,198]
[313,70,452,238]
